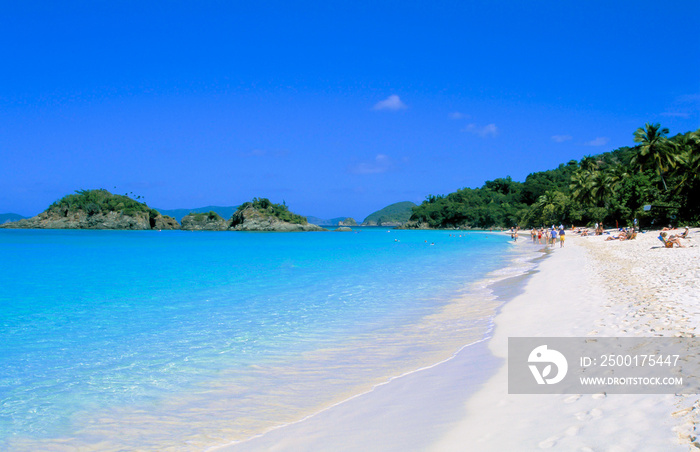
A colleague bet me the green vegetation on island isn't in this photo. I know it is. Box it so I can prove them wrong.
[407,125,700,229]
[48,189,161,219]
[232,198,308,226]
[187,211,224,222]
[155,206,238,223]
[362,201,417,226]
[2,189,180,230]
[230,198,326,231]
[180,210,228,231]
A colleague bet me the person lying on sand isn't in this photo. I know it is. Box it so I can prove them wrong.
[675,227,690,239]
[606,231,627,241]
[659,232,685,248]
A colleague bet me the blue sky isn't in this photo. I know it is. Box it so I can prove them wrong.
[1,1,698,220]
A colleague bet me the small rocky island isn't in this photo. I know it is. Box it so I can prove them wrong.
[228,198,326,232]
[1,189,179,230]
[337,218,357,226]
[177,198,326,231]
[180,211,228,231]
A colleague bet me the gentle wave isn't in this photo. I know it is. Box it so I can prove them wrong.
[0,229,540,450]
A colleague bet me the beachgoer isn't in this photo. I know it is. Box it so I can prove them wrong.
[551,228,557,246]
[659,232,684,248]
[559,228,565,247]
[605,231,627,241]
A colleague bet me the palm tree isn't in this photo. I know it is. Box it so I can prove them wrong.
[603,165,629,195]
[534,190,568,225]
[570,168,610,206]
[631,123,677,191]
[671,130,700,193]
[590,169,613,206]
[570,170,591,205]
[579,155,598,172]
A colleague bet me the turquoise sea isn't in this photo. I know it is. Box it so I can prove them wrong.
[0,228,536,450]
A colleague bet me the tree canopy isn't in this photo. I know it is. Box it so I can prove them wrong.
[408,125,700,229]
[48,189,160,219]
[235,198,308,225]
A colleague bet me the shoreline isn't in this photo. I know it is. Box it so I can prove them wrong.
[214,234,547,451]
[432,229,700,451]
[3,229,533,451]
[217,229,700,451]
[210,337,497,452]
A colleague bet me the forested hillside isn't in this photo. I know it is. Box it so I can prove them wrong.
[408,125,700,229]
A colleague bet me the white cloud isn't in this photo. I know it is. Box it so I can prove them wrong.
[462,123,498,138]
[678,93,700,103]
[661,111,691,118]
[449,111,469,120]
[349,154,393,174]
[373,95,407,111]
[551,135,573,143]
[584,137,609,147]
[241,149,289,158]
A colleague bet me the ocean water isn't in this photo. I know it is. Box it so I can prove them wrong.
[0,228,537,450]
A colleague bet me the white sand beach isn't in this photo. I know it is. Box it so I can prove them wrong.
[217,229,700,452]
[433,229,700,452]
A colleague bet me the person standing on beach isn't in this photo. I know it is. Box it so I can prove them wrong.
[559,227,565,247]
[551,228,557,247]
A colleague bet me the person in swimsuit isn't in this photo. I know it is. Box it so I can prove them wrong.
[559,227,565,247]
[659,232,684,248]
